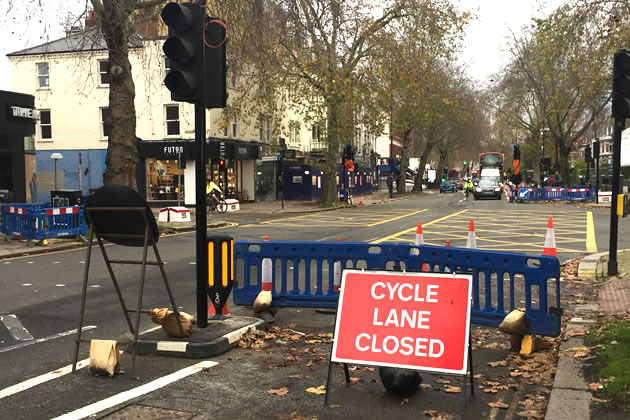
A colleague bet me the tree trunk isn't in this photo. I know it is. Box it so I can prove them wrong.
[437,150,448,181]
[416,140,435,191]
[100,1,138,189]
[322,102,341,203]
[558,139,571,188]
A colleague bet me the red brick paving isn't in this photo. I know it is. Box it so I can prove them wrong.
[600,278,630,313]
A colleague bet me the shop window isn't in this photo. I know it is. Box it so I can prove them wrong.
[99,107,110,138]
[23,135,35,153]
[165,105,180,136]
[40,110,52,140]
[146,158,183,201]
[98,59,110,85]
[37,62,49,88]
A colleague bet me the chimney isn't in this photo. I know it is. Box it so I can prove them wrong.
[85,9,98,30]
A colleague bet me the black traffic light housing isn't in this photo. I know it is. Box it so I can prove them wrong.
[585,144,592,163]
[513,145,520,160]
[204,17,228,109]
[162,3,204,103]
[612,49,630,119]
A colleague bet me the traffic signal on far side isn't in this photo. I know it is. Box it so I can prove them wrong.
[204,17,228,109]
[513,145,520,160]
[585,145,592,163]
[612,49,630,119]
[219,159,225,168]
[162,3,204,103]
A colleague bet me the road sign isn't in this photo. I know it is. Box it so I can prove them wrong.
[518,189,530,200]
[331,270,472,374]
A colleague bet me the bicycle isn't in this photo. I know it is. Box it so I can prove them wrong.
[207,192,228,214]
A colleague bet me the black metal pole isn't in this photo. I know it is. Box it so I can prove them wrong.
[586,151,590,186]
[196,0,208,328]
[608,118,624,275]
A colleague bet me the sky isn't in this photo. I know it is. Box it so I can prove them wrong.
[0,0,566,91]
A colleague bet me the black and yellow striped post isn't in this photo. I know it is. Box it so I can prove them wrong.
[207,234,234,319]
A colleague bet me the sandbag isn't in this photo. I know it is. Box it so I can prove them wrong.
[150,308,194,338]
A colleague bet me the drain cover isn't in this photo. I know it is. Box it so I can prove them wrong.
[101,404,196,419]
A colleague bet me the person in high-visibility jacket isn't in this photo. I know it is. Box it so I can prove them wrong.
[206,178,222,210]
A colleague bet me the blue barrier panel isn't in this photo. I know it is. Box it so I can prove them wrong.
[32,206,87,239]
[1,204,87,240]
[233,241,562,337]
[546,188,563,200]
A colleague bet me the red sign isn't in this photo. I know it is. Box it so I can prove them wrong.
[331,270,472,374]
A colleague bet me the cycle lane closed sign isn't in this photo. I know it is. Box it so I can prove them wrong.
[331,270,472,375]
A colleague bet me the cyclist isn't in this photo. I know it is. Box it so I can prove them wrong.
[206,178,222,210]
[464,178,473,199]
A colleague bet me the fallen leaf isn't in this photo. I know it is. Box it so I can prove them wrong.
[588,383,602,391]
[509,371,524,377]
[350,377,363,384]
[305,359,313,367]
[420,384,433,390]
[289,374,313,379]
[488,402,509,409]
[435,378,450,384]
[565,327,588,337]
[306,385,326,395]
[570,351,588,358]
[444,386,462,393]
[484,388,499,393]
[401,398,409,404]
[591,397,609,403]
[488,360,507,367]
[423,410,439,417]
[268,387,289,396]
[473,374,483,379]
[328,404,341,409]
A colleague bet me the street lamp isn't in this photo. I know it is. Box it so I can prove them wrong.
[51,153,63,191]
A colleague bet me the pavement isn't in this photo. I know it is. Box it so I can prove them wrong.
[2,189,629,418]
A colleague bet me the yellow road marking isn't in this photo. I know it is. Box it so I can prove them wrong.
[372,209,469,243]
[586,211,597,252]
[367,209,427,227]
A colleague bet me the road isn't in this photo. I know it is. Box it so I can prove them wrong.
[0,191,626,419]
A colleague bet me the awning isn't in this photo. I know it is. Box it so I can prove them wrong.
[377,165,400,174]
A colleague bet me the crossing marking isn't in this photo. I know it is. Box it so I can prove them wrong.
[0,326,96,354]
[259,208,428,227]
[372,209,469,244]
[0,314,34,341]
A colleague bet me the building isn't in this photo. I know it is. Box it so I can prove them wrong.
[0,90,37,203]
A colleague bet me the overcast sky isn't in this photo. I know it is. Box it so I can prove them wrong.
[0,0,565,92]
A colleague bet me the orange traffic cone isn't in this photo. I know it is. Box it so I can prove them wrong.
[466,219,477,249]
[445,240,451,247]
[543,216,557,256]
[359,196,364,206]
[415,222,424,246]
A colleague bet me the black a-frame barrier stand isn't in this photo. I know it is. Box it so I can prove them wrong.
[72,185,183,377]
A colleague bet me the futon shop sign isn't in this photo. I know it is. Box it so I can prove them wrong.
[331,270,472,374]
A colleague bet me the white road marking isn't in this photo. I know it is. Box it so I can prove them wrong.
[55,284,66,287]
[189,262,196,265]
[27,261,34,264]
[51,361,218,420]
[3,262,10,264]
[0,314,34,341]
[53,261,60,264]
[365,237,379,243]
[22,283,32,286]
[89,285,101,288]
[0,326,96,354]
[0,358,90,399]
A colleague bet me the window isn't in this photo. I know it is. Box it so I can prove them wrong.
[40,110,52,139]
[164,57,170,80]
[165,105,180,136]
[289,121,300,144]
[259,114,271,142]
[98,59,110,85]
[100,107,110,138]
[231,119,238,137]
[37,62,49,88]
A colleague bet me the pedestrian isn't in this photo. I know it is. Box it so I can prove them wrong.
[277,174,283,201]
[386,174,393,196]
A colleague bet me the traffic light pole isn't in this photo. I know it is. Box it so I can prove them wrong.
[608,118,624,276]
[195,0,208,328]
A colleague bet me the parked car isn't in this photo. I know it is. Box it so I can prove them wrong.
[473,177,502,200]
[452,178,464,191]
[439,182,456,193]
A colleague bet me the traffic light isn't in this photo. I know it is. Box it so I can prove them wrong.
[585,145,592,163]
[612,49,630,119]
[204,17,228,108]
[219,158,225,168]
[513,145,520,160]
[593,140,600,160]
[463,160,467,165]
[162,3,204,103]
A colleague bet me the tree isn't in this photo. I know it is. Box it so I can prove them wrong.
[493,2,630,185]
[90,0,167,188]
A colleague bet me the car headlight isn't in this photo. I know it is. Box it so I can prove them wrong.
[475,187,482,192]
[494,187,500,192]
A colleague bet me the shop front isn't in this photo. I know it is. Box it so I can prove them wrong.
[137,138,259,205]
[0,90,37,204]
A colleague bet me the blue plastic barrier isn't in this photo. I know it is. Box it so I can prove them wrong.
[1,203,87,240]
[233,241,562,337]
[511,187,595,202]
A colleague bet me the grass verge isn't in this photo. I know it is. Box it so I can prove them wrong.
[586,318,630,412]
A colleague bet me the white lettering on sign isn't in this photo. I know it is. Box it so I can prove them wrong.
[370,281,439,302]
[163,146,184,155]
[10,106,40,120]
[372,308,431,329]
[355,333,444,357]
